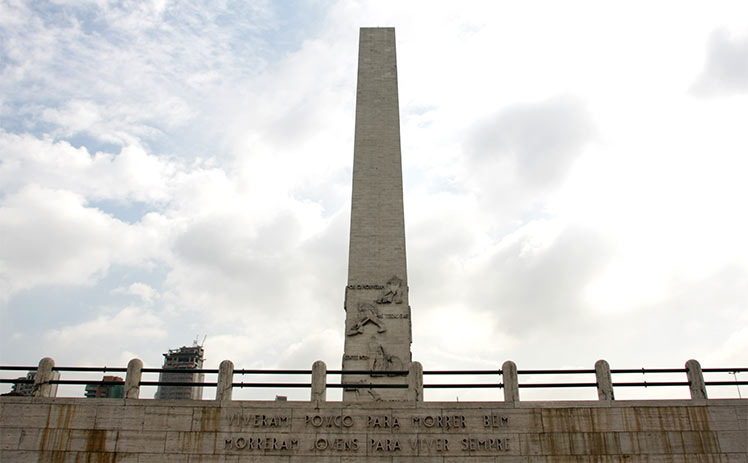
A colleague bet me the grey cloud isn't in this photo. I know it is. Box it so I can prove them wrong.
[474,225,613,331]
[0,186,159,297]
[692,29,748,96]
[168,208,345,320]
[172,212,303,288]
[468,95,595,188]
[604,263,748,363]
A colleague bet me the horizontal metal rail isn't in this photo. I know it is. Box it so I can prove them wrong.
[702,368,748,373]
[235,369,310,375]
[141,368,219,374]
[3,366,746,375]
[329,383,408,389]
[611,368,686,374]
[520,382,597,388]
[706,381,748,386]
[613,381,690,387]
[425,383,504,389]
[327,370,407,375]
[139,381,217,387]
[2,365,746,397]
[519,369,596,375]
[231,382,310,388]
[53,366,128,373]
[46,380,126,386]
[424,370,502,375]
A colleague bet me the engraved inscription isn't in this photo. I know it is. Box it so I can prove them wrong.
[367,415,400,429]
[220,431,511,454]
[411,415,466,430]
[409,438,450,452]
[461,436,510,451]
[311,437,360,451]
[370,438,401,452]
[219,411,513,455]
[224,436,299,451]
[483,414,510,427]
[226,414,290,427]
[346,284,384,290]
[304,415,354,428]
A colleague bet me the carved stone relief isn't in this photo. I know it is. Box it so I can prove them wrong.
[369,338,403,377]
[376,275,404,304]
[342,378,382,400]
[347,303,386,336]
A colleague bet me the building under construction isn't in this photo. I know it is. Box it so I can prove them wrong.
[154,344,204,400]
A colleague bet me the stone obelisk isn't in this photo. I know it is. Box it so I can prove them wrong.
[342,27,412,401]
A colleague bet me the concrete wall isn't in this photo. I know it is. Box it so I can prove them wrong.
[1,397,746,462]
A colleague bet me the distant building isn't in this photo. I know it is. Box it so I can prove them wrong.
[155,345,205,400]
[84,376,124,398]
[7,370,60,397]
[10,372,36,396]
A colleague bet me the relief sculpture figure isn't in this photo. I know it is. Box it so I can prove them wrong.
[347,303,386,336]
[376,275,404,304]
[369,339,404,377]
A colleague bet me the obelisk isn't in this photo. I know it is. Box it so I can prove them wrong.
[342,27,412,401]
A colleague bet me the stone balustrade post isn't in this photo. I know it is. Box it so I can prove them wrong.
[408,361,423,402]
[216,360,235,402]
[311,360,327,402]
[595,359,614,401]
[686,359,707,400]
[125,358,143,399]
[502,360,519,404]
[32,357,58,398]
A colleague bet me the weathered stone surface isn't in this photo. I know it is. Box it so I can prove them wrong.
[0,428,22,450]
[94,403,144,430]
[0,401,50,428]
[343,27,412,401]
[115,430,167,453]
[1,397,745,461]
[46,402,98,429]
[717,430,748,453]
[142,404,193,431]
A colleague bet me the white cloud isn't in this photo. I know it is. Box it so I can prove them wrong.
[113,282,158,305]
[0,132,178,202]
[692,28,748,96]
[42,306,167,364]
[467,95,595,188]
[0,186,166,298]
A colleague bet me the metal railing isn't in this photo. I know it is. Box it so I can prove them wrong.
[2,358,746,402]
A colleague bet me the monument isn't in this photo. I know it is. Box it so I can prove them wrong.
[0,27,745,462]
[343,27,413,401]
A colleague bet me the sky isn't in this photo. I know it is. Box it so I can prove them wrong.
[1,0,747,401]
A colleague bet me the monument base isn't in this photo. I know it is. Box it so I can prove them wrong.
[2,397,745,461]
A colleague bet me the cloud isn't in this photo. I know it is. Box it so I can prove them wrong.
[0,131,178,203]
[467,95,595,189]
[0,0,274,149]
[0,186,166,298]
[42,306,167,364]
[692,28,748,96]
[113,282,158,305]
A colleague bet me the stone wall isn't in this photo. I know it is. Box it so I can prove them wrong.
[2,397,746,462]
